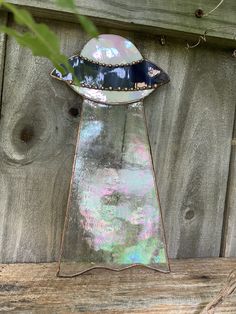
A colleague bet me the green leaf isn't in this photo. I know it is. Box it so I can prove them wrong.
[55,0,76,10]
[55,0,98,37]
[0,25,67,74]
[78,15,98,38]
[0,1,80,85]
[4,3,35,26]
[3,4,60,51]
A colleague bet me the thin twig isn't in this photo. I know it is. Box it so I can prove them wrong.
[203,0,224,16]
[186,25,236,50]
[186,31,207,49]
[186,0,226,49]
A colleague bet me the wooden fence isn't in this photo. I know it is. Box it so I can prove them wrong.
[0,0,236,263]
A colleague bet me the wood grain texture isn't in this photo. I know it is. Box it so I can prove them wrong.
[4,0,236,47]
[141,35,236,258]
[0,258,236,313]
[0,20,235,262]
[222,125,236,257]
[0,19,86,263]
[0,12,7,111]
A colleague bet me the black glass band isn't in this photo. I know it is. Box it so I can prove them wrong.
[51,56,170,91]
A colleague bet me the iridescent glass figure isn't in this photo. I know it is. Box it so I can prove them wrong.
[51,34,170,276]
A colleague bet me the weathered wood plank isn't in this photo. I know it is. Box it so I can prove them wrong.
[0,12,7,110]
[4,0,236,47]
[222,127,236,257]
[141,35,236,258]
[0,19,85,263]
[0,258,236,313]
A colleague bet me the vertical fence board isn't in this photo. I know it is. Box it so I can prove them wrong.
[0,19,87,262]
[0,12,7,109]
[140,35,236,258]
[222,125,236,257]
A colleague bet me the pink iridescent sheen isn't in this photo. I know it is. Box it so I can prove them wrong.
[80,34,143,65]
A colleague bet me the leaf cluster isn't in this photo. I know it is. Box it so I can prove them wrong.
[0,0,98,82]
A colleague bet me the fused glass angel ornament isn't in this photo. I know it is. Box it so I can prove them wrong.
[51,34,170,276]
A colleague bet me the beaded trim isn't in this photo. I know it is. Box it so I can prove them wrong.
[69,55,144,67]
[77,82,163,91]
